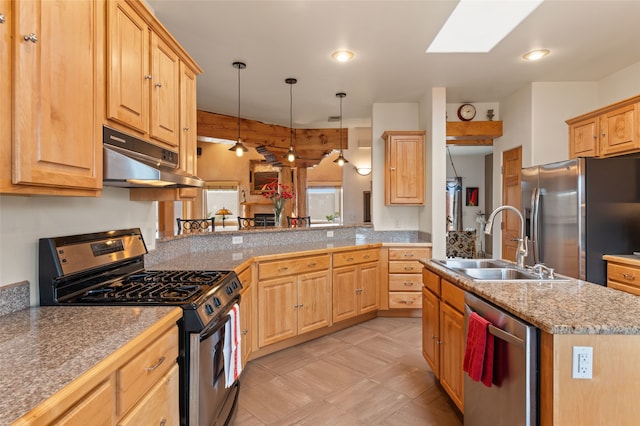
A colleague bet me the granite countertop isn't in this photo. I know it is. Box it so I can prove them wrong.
[422,259,640,335]
[0,306,180,426]
[149,239,430,271]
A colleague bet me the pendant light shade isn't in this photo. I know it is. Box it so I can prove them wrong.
[284,78,297,162]
[333,92,349,166]
[229,61,248,157]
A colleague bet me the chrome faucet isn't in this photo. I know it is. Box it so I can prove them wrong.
[484,205,528,268]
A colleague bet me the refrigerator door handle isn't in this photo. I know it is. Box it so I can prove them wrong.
[531,187,541,264]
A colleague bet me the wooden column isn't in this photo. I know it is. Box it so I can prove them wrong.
[280,166,294,226]
[296,167,308,217]
[158,201,175,238]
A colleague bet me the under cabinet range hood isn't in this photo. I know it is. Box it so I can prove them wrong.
[103,126,204,188]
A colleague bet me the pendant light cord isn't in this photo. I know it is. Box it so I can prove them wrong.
[446,146,459,178]
[289,81,293,148]
[237,64,241,141]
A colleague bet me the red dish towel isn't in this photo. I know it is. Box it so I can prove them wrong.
[463,312,495,387]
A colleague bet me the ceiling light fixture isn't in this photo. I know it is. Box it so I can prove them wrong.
[229,61,248,157]
[333,92,349,167]
[284,78,298,163]
[522,48,550,61]
[331,50,354,62]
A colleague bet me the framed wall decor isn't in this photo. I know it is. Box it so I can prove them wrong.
[250,160,280,194]
[466,187,479,206]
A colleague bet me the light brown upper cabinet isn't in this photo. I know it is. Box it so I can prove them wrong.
[382,131,426,205]
[106,0,201,158]
[2,0,104,196]
[567,94,640,159]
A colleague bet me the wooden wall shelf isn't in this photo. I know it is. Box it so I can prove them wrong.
[446,121,503,146]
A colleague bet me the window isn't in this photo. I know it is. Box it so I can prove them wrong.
[308,187,342,223]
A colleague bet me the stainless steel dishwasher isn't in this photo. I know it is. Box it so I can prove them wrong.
[464,292,538,426]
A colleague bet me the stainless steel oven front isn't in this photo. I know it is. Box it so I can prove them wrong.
[189,304,240,426]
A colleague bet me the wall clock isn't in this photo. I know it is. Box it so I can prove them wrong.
[457,103,476,121]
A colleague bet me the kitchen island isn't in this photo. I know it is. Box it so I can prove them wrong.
[422,259,640,426]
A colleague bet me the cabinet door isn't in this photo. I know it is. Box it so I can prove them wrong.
[297,270,332,335]
[12,0,102,190]
[332,266,358,323]
[240,285,253,365]
[599,103,639,156]
[54,377,115,425]
[358,262,380,314]
[384,132,425,205]
[150,32,179,148]
[107,0,149,135]
[258,276,297,347]
[568,116,598,158]
[179,62,197,176]
[422,288,440,378]
[439,303,464,412]
[0,0,10,191]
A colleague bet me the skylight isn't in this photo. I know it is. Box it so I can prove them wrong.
[426,0,544,53]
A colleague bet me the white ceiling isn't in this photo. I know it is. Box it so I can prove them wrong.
[146,0,640,130]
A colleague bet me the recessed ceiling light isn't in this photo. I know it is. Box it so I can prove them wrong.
[331,50,354,62]
[426,0,544,53]
[522,49,550,61]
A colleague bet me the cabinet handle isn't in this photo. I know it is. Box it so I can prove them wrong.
[404,266,414,271]
[403,282,413,286]
[154,82,163,88]
[602,133,607,138]
[399,300,414,304]
[183,127,190,132]
[390,167,396,171]
[145,75,153,80]
[145,356,166,372]
[403,253,415,257]
[363,254,370,259]
[431,335,437,339]
[307,262,317,267]
[0,13,5,24]
[622,273,636,281]
[241,329,248,335]
[346,257,354,262]
[278,267,288,272]
[160,419,167,426]
[23,33,38,43]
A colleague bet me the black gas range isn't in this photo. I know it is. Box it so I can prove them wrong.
[38,228,242,425]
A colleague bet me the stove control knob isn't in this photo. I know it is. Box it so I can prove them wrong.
[204,304,214,316]
[226,286,233,295]
[213,297,221,307]
[232,281,238,289]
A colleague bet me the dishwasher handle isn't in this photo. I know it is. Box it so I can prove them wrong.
[465,304,525,348]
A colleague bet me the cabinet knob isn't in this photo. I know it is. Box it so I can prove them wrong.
[23,33,38,43]
[160,419,167,426]
[145,75,153,80]
[241,329,248,335]
[154,82,163,88]
[183,127,190,132]
[390,167,396,171]
[602,133,606,137]
[0,13,5,24]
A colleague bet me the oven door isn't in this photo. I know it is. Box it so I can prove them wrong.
[189,309,240,426]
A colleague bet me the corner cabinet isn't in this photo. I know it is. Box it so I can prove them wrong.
[2,0,104,196]
[332,248,380,323]
[567,94,640,159]
[236,265,254,365]
[382,130,426,205]
[387,246,431,309]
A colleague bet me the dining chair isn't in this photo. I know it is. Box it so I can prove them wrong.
[176,218,215,234]
[287,216,311,227]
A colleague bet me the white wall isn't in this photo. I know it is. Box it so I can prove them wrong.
[597,61,640,105]
[446,154,485,231]
[342,125,373,224]
[0,188,156,304]
[371,103,421,230]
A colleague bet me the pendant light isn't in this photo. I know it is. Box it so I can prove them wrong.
[333,92,349,166]
[229,61,248,157]
[284,78,297,163]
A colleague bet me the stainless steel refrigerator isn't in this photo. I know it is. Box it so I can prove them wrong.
[522,157,640,285]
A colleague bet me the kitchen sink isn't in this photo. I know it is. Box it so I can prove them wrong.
[433,259,508,269]
[459,268,541,281]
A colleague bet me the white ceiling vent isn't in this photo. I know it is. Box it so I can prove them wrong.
[356,127,372,149]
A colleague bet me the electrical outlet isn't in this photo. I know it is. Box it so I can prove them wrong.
[572,346,593,379]
[232,252,243,261]
[327,231,334,238]
[232,236,243,245]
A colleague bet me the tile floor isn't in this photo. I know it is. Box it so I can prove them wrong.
[232,317,463,425]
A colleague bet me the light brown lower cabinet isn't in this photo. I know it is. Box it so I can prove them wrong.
[13,309,181,426]
[422,268,464,413]
[332,249,380,323]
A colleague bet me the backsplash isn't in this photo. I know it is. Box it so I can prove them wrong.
[0,281,29,316]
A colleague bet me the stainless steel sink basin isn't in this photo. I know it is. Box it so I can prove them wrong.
[459,268,540,281]
[433,259,508,269]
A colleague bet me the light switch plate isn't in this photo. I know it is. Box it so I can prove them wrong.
[232,236,243,244]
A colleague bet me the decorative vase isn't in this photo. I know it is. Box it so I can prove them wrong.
[272,198,284,227]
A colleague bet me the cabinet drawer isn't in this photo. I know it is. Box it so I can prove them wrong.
[389,247,431,261]
[55,377,115,425]
[259,254,330,280]
[117,325,179,416]
[441,279,464,312]
[333,249,379,268]
[422,268,441,296]
[237,266,252,288]
[608,263,640,287]
[118,364,179,426]
[389,274,422,291]
[608,280,640,296]
[389,292,422,309]
[389,260,422,274]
